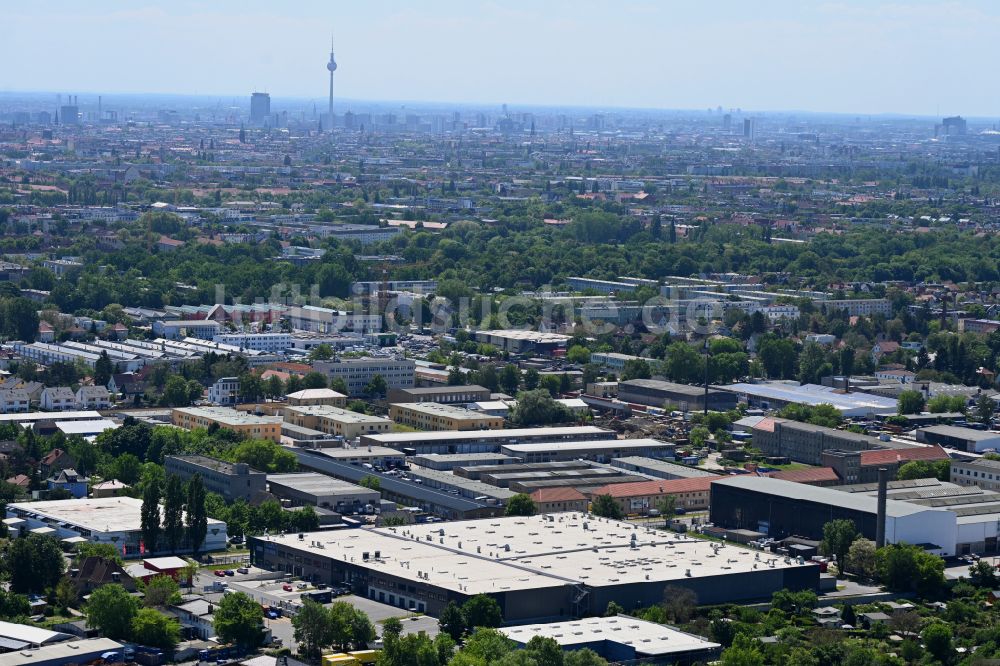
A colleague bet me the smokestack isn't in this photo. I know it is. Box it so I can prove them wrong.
[875,467,888,548]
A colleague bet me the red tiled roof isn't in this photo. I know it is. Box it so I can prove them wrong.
[531,487,587,503]
[765,467,840,484]
[588,476,722,499]
[754,417,776,433]
[859,445,948,466]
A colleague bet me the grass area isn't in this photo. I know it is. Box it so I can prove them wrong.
[391,424,421,433]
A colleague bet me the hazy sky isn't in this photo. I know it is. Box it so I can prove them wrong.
[3,1,996,116]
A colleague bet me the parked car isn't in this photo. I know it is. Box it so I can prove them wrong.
[224,570,235,576]
[237,567,249,575]
[282,584,293,592]
[214,570,226,577]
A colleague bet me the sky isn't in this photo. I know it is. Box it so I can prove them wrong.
[2,0,997,117]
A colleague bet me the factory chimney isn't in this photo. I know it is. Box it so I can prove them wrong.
[875,467,888,548]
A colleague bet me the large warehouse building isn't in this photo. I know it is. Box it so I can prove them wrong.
[617,379,737,412]
[249,513,818,622]
[359,426,616,455]
[708,476,1000,557]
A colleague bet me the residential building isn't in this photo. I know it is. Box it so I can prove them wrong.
[388,402,504,432]
[207,377,239,406]
[40,387,76,411]
[0,389,30,414]
[819,299,893,318]
[47,469,89,498]
[164,455,267,502]
[171,407,283,442]
[75,386,110,410]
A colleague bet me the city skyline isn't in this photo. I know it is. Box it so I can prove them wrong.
[3,0,999,117]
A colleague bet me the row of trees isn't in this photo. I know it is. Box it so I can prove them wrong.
[140,472,208,555]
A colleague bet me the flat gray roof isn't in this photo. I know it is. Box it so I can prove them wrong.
[0,639,124,666]
[921,425,1000,442]
[713,476,942,518]
[364,426,613,444]
[267,473,377,497]
[610,456,717,478]
[502,438,672,454]
[501,615,720,657]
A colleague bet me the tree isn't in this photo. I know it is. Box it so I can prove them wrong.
[162,374,195,407]
[86,584,139,640]
[720,634,764,666]
[140,475,162,553]
[655,495,676,520]
[94,351,113,387]
[819,519,857,574]
[897,389,925,415]
[976,393,995,423]
[770,588,817,614]
[566,345,591,365]
[365,374,387,397]
[293,599,335,661]
[876,543,946,596]
[921,622,953,663]
[896,459,950,481]
[358,475,380,491]
[509,389,573,426]
[303,372,328,390]
[525,636,565,666]
[142,574,181,607]
[462,594,503,629]
[131,608,180,651]
[76,542,124,565]
[500,365,521,394]
[591,494,624,519]
[186,474,208,556]
[162,474,185,553]
[969,559,999,587]
[564,650,609,666]
[460,628,515,663]
[214,591,264,649]
[439,600,467,641]
[662,585,698,623]
[2,534,65,593]
[845,538,877,578]
[621,358,651,381]
[505,493,536,517]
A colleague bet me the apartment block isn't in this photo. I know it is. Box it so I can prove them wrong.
[171,407,283,442]
[388,402,504,431]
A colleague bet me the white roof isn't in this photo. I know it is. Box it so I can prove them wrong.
[0,638,123,666]
[501,615,720,657]
[8,496,225,534]
[56,419,118,435]
[260,513,811,593]
[144,556,189,570]
[286,388,346,400]
[502,438,671,454]
[0,620,72,646]
[365,426,612,444]
[725,382,898,415]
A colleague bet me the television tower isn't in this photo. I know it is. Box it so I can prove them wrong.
[326,36,338,119]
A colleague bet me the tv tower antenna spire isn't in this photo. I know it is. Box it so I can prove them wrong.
[326,35,338,121]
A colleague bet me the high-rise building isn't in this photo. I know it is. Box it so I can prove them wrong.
[326,36,338,123]
[59,105,79,125]
[250,92,271,124]
[939,116,967,136]
[743,117,757,142]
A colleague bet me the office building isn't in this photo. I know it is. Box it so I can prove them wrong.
[951,458,1000,492]
[249,514,818,621]
[250,92,271,124]
[7,497,227,558]
[164,455,267,502]
[386,385,491,405]
[213,332,291,353]
[284,405,393,439]
[286,388,347,407]
[472,330,570,355]
[821,445,949,484]
[388,402,503,432]
[314,358,416,396]
[152,319,223,340]
[171,407,283,442]
[618,379,737,412]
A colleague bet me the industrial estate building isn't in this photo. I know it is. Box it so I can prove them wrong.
[500,438,674,464]
[916,424,1000,453]
[723,382,898,417]
[387,385,492,405]
[617,379,737,412]
[164,455,267,502]
[388,402,504,432]
[6,497,228,558]
[750,417,918,466]
[267,473,381,513]
[359,426,616,455]
[249,513,818,621]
